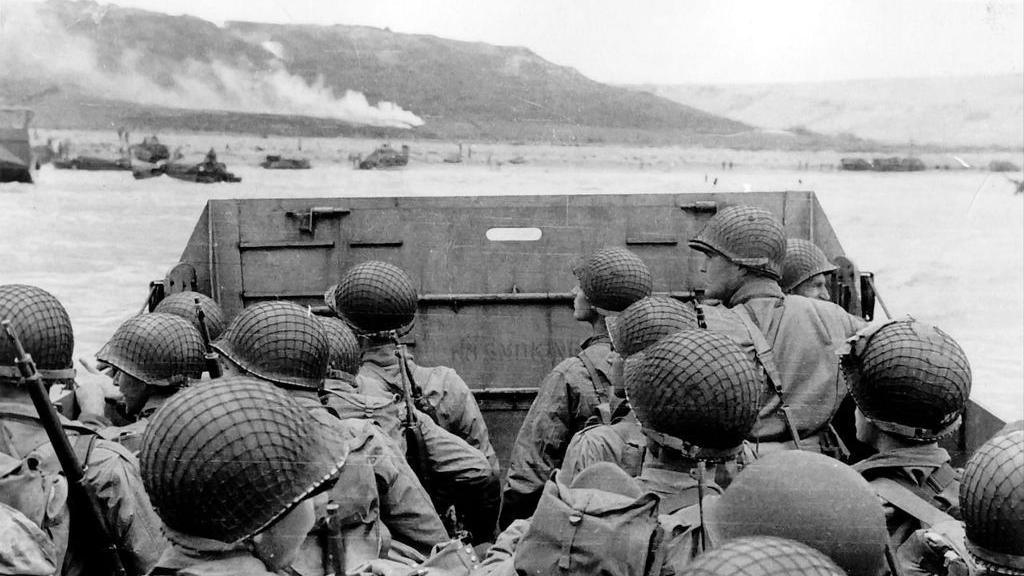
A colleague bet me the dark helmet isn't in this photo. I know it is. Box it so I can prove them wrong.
[0,284,75,382]
[212,301,329,390]
[319,316,361,377]
[573,248,653,313]
[611,296,698,356]
[839,319,971,440]
[681,536,848,576]
[625,330,761,457]
[688,205,786,280]
[153,291,226,340]
[139,377,345,544]
[960,428,1024,571]
[327,261,417,333]
[96,313,205,386]
[782,239,837,293]
[706,451,888,576]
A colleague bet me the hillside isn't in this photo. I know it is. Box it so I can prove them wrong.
[2,0,792,146]
[633,76,1024,149]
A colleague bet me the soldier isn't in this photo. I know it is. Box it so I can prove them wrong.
[475,328,762,575]
[680,536,848,576]
[318,314,499,545]
[210,301,450,571]
[896,427,1024,576]
[94,313,207,453]
[561,296,698,480]
[141,377,346,574]
[704,450,890,576]
[688,205,865,455]
[782,238,836,301]
[501,247,653,527]
[839,319,971,547]
[152,290,226,340]
[0,284,167,575]
[328,261,499,474]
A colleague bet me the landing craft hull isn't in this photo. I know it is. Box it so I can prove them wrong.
[152,192,1005,473]
[0,113,33,183]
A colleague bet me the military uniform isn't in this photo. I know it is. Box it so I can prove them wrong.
[0,401,168,575]
[97,395,166,453]
[853,445,959,547]
[561,410,645,480]
[358,345,498,474]
[500,334,617,526]
[0,284,168,576]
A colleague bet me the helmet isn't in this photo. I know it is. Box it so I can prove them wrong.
[688,206,786,280]
[96,313,205,386]
[960,428,1024,572]
[625,330,761,457]
[0,284,75,381]
[839,319,971,440]
[782,239,837,293]
[328,261,417,333]
[706,451,888,576]
[681,536,847,576]
[319,316,361,377]
[612,296,698,356]
[139,377,345,544]
[212,301,329,390]
[153,291,226,340]
[573,248,653,312]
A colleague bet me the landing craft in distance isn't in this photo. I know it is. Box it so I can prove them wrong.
[0,108,34,184]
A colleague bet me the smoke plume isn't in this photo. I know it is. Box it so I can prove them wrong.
[0,1,424,129]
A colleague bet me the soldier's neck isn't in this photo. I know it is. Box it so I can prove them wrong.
[873,430,929,452]
[589,316,608,337]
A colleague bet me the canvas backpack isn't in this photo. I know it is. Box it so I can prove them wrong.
[514,463,664,576]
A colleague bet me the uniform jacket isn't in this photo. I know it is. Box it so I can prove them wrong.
[358,346,499,475]
[499,335,616,528]
[322,379,499,545]
[148,540,276,576]
[97,395,168,454]
[298,396,449,562]
[853,444,959,547]
[561,411,645,481]
[0,400,168,576]
[715,278,864,443]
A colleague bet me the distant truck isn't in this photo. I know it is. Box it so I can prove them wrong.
[840,158,871,171]
[0,108,34,183]
[260,155,311,169]
[358,143,410,169]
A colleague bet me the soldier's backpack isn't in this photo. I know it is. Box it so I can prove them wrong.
[0,419,97,574]
[513,462,664,576]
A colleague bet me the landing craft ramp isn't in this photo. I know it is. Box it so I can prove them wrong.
[162,191,1005,468]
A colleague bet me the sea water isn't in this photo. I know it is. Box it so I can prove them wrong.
[1,160,1021,421]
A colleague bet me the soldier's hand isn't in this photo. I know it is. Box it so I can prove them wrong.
[75,377,109,417]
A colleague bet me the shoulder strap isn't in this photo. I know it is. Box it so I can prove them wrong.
[925,463,957,493]
[872,477,956,528]
[72,433,97,466]
[735,304,803,449]
[0,409,98,438]
[577,350,611,424]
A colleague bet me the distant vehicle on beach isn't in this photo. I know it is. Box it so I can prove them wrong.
[260,155,311,169]
[53,156,132,171]
[840,156,926,172]
[358,143,410,169]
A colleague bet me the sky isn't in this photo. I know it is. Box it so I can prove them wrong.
[13,0,1024,84]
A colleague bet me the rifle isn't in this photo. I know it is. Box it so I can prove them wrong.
[391,331,432,483]
[194,298,222,378]
[320,502,346,576]
[2,320,128,576]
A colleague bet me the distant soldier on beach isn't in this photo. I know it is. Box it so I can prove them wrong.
[688,206,865,456]
[500,247,652,528]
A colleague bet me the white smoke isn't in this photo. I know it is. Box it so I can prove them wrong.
[0,2,424,129]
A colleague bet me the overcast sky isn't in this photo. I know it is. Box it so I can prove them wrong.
[21,0,1024,84]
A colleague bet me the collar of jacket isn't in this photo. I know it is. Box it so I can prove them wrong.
[851,444,951,475]
[360,343,409,367]
[579,333,611,351]
[727,277,785,307]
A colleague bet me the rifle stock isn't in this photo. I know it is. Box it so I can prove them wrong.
[391,331,433,490]
[194,298,222,378]
[2,320,128,576]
